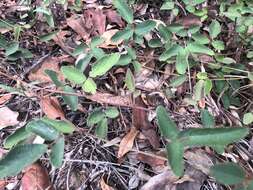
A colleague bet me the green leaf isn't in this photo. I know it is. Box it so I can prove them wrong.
[210,162,245,185]
[216,56,236,64]
[111,27,133,42]
[187,42,214,56]
[197,72,208,80]
[243,112,253,125]
[0,84,24,96]
[192,33,210,44]
[194,80,205,101]
[179,127,249,146]
[212,40,225,50]
[125,68,135,92]
[204,79,212,95]
[4,127,32,149]
[87,109,105,127]
[132,60,142,74]
[112,0,133,24]
[26,120,60,141]
[167,24,184,33]
[90,36,105,48]
[135,20,156,36]
[5,42,19,56]
[91,47,105,60]
[159,44,182,61]
[212,145,225,154]
[41,118,75,134]
[148,39,163,48]
[39,31,58,42]
[169,75,187,87]
[76,53,92,72]
[166,140,184,176]
[0,144,47,179]
[50,136,64,168]
[156,106,179,140]
[82,78,97,94]
[61,66,86,84]
[200,109,215,128]
[45,70,63,87]
[116,54,132,66]
[72,43,88,57]
[248,72,253,81]
[161,1,174,10]
[33,7,51,15]
[95,118,108,139]
[89,53,120,78]
[45,14,54,27]
[158,24,172,42]
[133,34,144,44]
[209,20,221,39]
[104,107,119,119]
[62,85,78,111]
[175,49,189,74]
[126,47,136,59]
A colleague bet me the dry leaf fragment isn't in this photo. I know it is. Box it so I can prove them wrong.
[100,29,123,48]
[21,163,53,190]
[0,180,6,190]
[41,96,65,120]
[177,15,202,28]
[118,127,139,158]
[67,16,90,41]
[0,94,12,105]
[100,178,114,190]
[104,9,124,27]
[0,106,19,129]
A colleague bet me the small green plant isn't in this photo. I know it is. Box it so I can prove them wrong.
[156,105,249,176]
[0,117,75,178]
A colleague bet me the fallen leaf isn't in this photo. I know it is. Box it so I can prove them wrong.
[67,16,90,41]
[100,29,123,48]
[28,55,72,83]
[118,127,139,158]
[198,98,206,109]
[0,106,19,129]
[21,163,53,190]
[0,94,12,105]
[177,15,202,28]
[104,9,124,27]
[140,170,178,190]
[41,96,65,120]
[133,97,160,148]
[136,152,166,168]
[100,177,114,190]
[0,180,6,190]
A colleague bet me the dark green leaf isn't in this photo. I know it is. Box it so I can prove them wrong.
[90,36,105,48]
[112,0,133,24]
[87,109,105,127]
[5,42,19,56]
[125,68,135,92]
[50,136,64,168]
[175,49,189,74]
[209,20,221,39]
[159,44,182,61]
[210,162,245,185]
[135,20,156,36]
[104,107,119,119]
[169,75,187,87]
[44,70,63,87]
[62,85,78,111]
[116,54,132,66]
[0,144,47,179]
[111,27,133,42]
[187,42,214,56]
[156,106,179,140]
[158,24,172,42]
[61,66,86,84]
[41,118,75,134]
[26,120,60,141]
[148,39,163,48]
[200,109,215,128]
[95,118,108,139]
[91,47,105,60]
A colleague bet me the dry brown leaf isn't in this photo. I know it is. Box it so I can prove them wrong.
[140,170,178,190]
[118,127,139,158]
[136,152,166,169]
[177,15,202,28]
[28,55,71,83]
[104,9,124,27]
[100,29,123,48]
[67,16,90,41]
[41,96,65,120]
[0,106,19,129]
[84,92,132,107]
[21,163,53,190]
[133,97,160,148]
[0,180,6,190]
[100,178,114,190]
[0,94,12,105]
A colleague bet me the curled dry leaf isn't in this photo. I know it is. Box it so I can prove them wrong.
[0,94,12,105]
[41,96,65,120]
[118,127,139,158]
[100,177,114,190]
[104,9,125,27]
[0,106,19,129]
[28,56,72,83]
[21,163,53,190]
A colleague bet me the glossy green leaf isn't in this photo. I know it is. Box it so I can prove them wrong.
[61,66,86,84]
[156,106,179,140]
[187,42,214,56]
[5,42,19,56]
[0,144,47,179]
[179,127,249,146]
[50,136,64,168]
[166,140,184,176]
[87,109,105,127]
[125,68,135,92]
[209,20,221,39]
[95,118,108,139]
[169,75,187,87]
[243,112,253,125]
[89,53,120,78]
[62,85,78,111]
[104,107,119,119]
[175,49,189,74]
[210,162,245,185]
[82,78,97,94]
[4,127,32,149]
[113,0,133,24]
[111,27,133,42]
[26,120,60,141]
[41,118,75,134]
[135,20,156,36]
[200,109,215,128]
[159,44,182,61]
